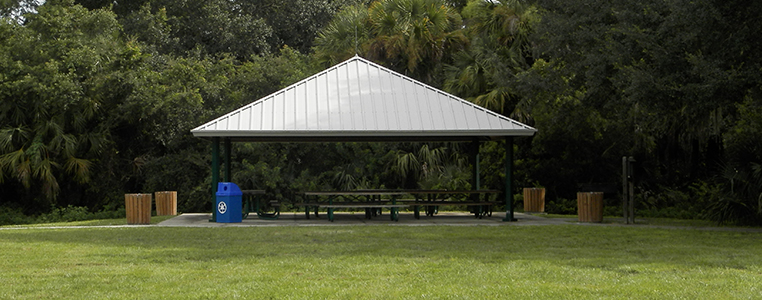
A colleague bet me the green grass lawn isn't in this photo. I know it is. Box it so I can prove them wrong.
[1,224,760,299]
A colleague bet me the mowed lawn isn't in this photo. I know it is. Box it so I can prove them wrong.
[0,224,760,299]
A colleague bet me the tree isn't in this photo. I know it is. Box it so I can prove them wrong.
[0,0,41,23]
[312,4,370,67]
[707,96,762,224]
[76,0,273,59]
[443,0,540,117]
[314,0,467,84]
[0,1,122,206]
[76,0,363,57]
[512,0,762,216]
[132,47,315,212]
[391,143,471,190]
[236,0,365,54]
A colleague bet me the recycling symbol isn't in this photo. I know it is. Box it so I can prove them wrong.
[217,201,227,214]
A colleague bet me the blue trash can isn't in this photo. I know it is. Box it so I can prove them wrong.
[215,182,242,223]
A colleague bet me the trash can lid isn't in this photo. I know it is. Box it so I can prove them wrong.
[216,182,242,196]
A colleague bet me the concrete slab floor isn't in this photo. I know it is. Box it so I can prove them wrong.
[156,211,576,227]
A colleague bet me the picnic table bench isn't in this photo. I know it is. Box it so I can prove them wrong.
[302,191,407,222]
[295,201,403,219]
[298,189,501,221]
[402,189,502,219]
[242,190,280,220]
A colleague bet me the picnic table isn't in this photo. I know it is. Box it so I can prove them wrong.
[300,191,408,222]
[242,190,280,220]
[401,189,502,219]
[297,189,501,221]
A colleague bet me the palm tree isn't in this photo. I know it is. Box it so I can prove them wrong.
[0,98,98,201]
[444,0,539,120]
[366,0,465,78]
[314,0,466,83]
[313,4,371,66]
[390,143,470,189]
[0,4,110,202]
[464,0,538,64]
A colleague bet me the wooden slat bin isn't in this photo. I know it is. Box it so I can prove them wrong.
[155,191,177,216]
[577,192,604,223]
[125,194,152,225]
[523,188,546,213]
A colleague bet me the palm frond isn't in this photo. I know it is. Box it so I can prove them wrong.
[65,156,92,184]
[392,150,420,177]
[0,149,28,185]
[16,156,31,188]
[0,126,30,152]
[35,159,60,200]
[24,135,47,165]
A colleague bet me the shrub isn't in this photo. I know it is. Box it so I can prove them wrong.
[38,206,92,223]
[545,197,577,215]
[0,206,35,225]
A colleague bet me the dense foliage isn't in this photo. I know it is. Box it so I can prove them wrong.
[1,0,760,225]
[523,0,762,224]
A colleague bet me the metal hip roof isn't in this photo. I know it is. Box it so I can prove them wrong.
[191,56,536,142]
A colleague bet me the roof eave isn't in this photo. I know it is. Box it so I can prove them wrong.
[191,129,536,142]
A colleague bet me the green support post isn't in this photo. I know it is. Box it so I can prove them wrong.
[471,140,481,191]
[224,138,232,182]
[210,137,220,222]
[503,137,516,222]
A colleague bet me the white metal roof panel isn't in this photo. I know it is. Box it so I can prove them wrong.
[191,56,536,141]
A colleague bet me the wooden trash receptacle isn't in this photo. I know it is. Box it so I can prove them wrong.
[523,188,546,213]
[155,191,177,216]
[577,192,604,223]
[125,194,152,225]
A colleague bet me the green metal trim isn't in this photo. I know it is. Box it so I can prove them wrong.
[503,137,516,222]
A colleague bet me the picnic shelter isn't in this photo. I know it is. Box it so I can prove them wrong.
[191,55,537,221]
